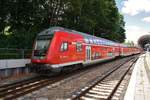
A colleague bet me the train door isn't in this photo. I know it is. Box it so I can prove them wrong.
[86,46,91,61]
[112,47,115,56]
[121,48,124,56]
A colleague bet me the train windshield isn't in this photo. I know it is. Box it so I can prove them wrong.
[35,35,52,50]
[33,35,53,57]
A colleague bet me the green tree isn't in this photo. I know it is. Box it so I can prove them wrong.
[0,0,126,49]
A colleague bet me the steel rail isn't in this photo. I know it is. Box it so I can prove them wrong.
[71,57,138,100]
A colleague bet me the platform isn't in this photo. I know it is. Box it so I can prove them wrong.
[0,59,30,79]
[124,52,150,100]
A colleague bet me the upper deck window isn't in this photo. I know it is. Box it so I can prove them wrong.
[90,39,93,44]
[85,39,89,44]
[94,39,97,44]
[96,40,99,45]
[98,40,102,45]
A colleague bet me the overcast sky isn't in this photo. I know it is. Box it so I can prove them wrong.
[116,0,150,44]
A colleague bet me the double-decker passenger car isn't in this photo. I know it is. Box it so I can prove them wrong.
[29,27,140,74]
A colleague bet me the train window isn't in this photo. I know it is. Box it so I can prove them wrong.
[101,40,104,45]
[104,42,106,45]
[99,40,102,45]
[96,52,100,58]
[60,42,68,51]
[110,42,112,46]
[104,41,107,45]
[76,42,82,52]
[97,40,100,45]
[96,40,99,44]
[107,42,109,45]
[35,35,53,51]
[94,40,97,44]
[85,39,89,44]
[93,52,100,59]
[90,39,93,44]
[103,41,106,45]
[107,41,109,45]
[92,39,94,44]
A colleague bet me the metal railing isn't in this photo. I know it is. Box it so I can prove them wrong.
[0,48,32,59]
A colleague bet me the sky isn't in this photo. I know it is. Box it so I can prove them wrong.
[115,0,150,44]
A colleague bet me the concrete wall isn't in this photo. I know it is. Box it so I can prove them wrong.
[0,59,30,69]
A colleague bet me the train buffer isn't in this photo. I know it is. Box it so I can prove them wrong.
[124,52,150,100]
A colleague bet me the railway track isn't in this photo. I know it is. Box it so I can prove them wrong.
[0,76,49,99]
[0,75,42,90]
[0,63,106,99]
[0,56,138,100]
[70,57,138,100]
[0,67,103,100]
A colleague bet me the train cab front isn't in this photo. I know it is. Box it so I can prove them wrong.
[29,28,59,74]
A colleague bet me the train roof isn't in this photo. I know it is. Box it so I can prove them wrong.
[39,27,128,47]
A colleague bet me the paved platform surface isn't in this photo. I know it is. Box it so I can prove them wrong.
[124,52,150,100]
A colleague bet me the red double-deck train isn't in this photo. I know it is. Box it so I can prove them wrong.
[29,27,140,74]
